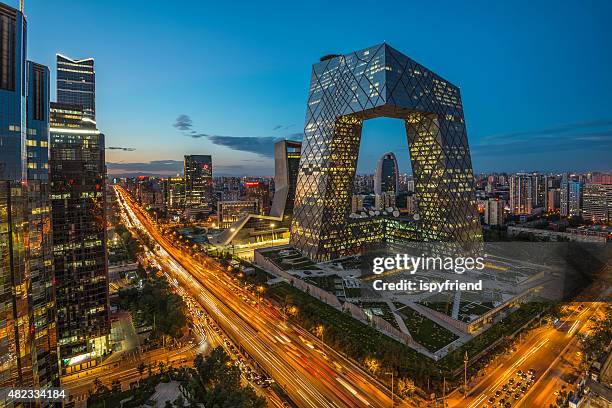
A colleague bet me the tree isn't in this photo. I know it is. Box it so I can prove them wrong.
[182,348,265,408]
[397,378,416,398]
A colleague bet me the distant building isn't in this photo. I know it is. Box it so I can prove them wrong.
[568,180,584,217]
[218,200,259,228]
[351,194,364,213]
[547,188,561,212]
[211,140,301,247]
[509,173,545,214]
[375,192,395,210]
[484,198,504,226]
[184,155,213,216]
[583,182,612,224]
[560,173,570,216]
[50,102,110,374]
[374,152,399,195]
[163,176,185,212]
[406,193,417,214]
[244,179,270,215]
[57,54,96,120]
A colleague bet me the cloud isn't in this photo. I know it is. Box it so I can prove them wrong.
[107,160,183,175]
[172,113,303,156]
[273,124,295,131]
[107,146,136,151]
[206,135,283,158]
[173,114,193,131]
[480,119,612,144]
[470,119,612,171]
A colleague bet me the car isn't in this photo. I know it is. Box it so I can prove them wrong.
[514,394,520,400]
[517,370,524,377]
[505,403,512,408]
[509,378,515,384]
[502,384,509,391]
[521,386,527,394]
[495,390,502,397]
[489,397,496,404]
[528,368,536,376]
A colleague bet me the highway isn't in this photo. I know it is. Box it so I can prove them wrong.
[115,185,394,408]
[450,302,601,408]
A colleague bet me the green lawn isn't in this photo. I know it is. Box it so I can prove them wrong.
[394,303,459,352]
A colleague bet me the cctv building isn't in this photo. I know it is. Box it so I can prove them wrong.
[290,44,482,261]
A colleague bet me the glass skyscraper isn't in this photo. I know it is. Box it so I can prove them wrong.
[290,44,482,261]
[57,54,96,120]
[374,152,399,195]
[50,102,109,374]
[184,155,213,215]
[0,2,59,394]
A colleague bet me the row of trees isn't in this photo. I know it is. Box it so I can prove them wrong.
[117,273,188,341]
[180,347,266,408]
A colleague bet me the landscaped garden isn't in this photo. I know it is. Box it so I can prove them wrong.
[394,303,459,352]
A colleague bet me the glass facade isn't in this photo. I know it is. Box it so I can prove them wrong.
[184,155,213,214]
[49,102,109,373]
[374,152,399,195]
[57,54,95,120]
[26,61,59,390]
[291,44,482,261]
[0,3,59,395]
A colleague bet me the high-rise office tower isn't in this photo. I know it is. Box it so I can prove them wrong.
[583,181,612,224]
[57,54,96,120]
[291,44,481,261]
[374,152,399,195]
[184,155,213,216]
[484,198,504,226]
[269,140,301,218]
[50,102,109,374]
[25,60,60,390]
[0,2,59,392]
[163,176,186,212]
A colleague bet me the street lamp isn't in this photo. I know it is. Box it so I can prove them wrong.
[385,371,394,407]
[464,351,469,398]
[270,223,276,241]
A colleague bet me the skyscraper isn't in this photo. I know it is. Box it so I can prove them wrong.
[374,152,399,195]
[184,155,213,216]
[50,102,109,374]
[57,54,96,120]
[0,3,61,393]
[25,60,60,389]
[269,139,301,218]
[291,44,481,261]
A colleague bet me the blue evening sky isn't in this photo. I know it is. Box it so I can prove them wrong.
[16,0,612,176]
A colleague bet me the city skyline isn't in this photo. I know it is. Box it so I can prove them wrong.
[15,0,612,176]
